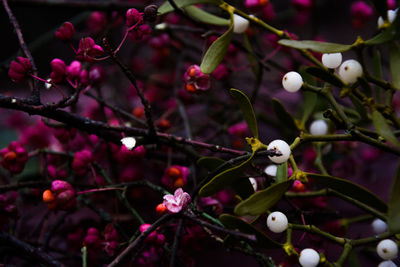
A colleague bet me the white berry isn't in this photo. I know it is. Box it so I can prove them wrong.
[233,14,249,34]
[268,140,291,164]
[338,59,363,84]
[377,239,398,260]
[322,53,342,69]
[372,219,388,234]
[264,164,278,177]
[299,248,320,267]
[378,9,398,28]
[249,177,257,191]
[266,211,288,233]
[309,120,328,135]
[121,137,136,150]
[379,261,397,267]
[282,71,303,93]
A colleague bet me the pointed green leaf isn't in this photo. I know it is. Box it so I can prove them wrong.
[372,51,383,103]
[305,67,344,87]
[183,6,230,26]
[158,0,222,15]
[234,180,291,216]
[197,157,226,171]
[243,35,260,77]
[301,91,318,126]
[200,21,233,74]
[199,152,255,197]
[388,161,400,233]
[389,42,400,89]
[307,173,388,213]
[219,214,281,248]
[276,162,288,183]
[272,98,299,133]
[230,89,259,138]
[348,93,369,123]
[278,39,352,53]
[372,110,400,146]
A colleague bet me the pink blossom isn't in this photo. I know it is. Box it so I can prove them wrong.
[76,37,104,63]
[183,65,210,93]
[54,22,75,41]
[8,57,32,83]
[163,188,191,213]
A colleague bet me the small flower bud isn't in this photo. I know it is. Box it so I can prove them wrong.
[55,22,75,41]
[76,37,104,63]
[8,57,32,83]
[50,58,66,83]
[126,8,143,27]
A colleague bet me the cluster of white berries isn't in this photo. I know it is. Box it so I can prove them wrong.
[309,119,328,135]
[233,14,249,34]
[377,239,398,260]
[299,248,320,267]
[120,136,137,150]
[377,9,398,28]
[267,139,291,164]
[266,211,288,233]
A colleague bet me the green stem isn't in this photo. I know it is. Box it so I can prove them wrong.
[335,243,352,266]
[289,224,346,245]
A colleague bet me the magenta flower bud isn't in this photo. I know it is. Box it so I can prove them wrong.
[87,227,100,236]
[129,24,152,41]
[8,57,32,83]
[50,58,66,83]
[51,180,73,194]
[262,3,276,21]
[66,61,82,80]
[388,0,396,10]
[228,121,249,137]
[55,22,75,41]
[156,233,166,246]
[47,165,57,179]
[212,64,229,80]
[139,223,151,233]
[126,8,143,27]
[79,69,89,86]
[89,65,106,85]
[0,142,28,174]
[72,150,93,176]
[87,11,107,33]
[76,37,104,63]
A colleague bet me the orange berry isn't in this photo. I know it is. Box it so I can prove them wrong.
[156,203,167,215]
[293,180,305,192]
[132,106,145,118]
[185,84,196,93]
[157,118,171,130]
[259,0,269,6]
[42,189,55,203]
[188,67,196,77]
[4,151,17,161]
[167,167,181,178]
[173,178,185,188]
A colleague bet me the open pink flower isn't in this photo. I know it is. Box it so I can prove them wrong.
[163,188,191,213]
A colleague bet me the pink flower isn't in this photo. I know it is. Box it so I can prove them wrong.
[8,57,32,83]
[55,22,75,41]
[163,188,191,213]
[126,8,143,27]
[183,65,210,93]
[76,37,104,63]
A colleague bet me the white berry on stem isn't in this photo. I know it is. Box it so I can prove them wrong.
[309,119,328,135]
[268,139,291,164]
[282,71,303,93]
[372,219,388,234]
[377,239,398,260]
[299,248,320,267]
[338,59,363,84]
[266,211,288,233]
[233,14,249,34]
[322,53,342,69]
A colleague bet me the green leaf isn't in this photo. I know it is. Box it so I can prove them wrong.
[307,173,388,213]
[305,67,344,88]
[276,162,288,183]
[200,21,233,74]
[348,93,369,123]
[219,214,281,248]
[372,110,400,146]
[243,35,260,77]
[197,157,226,171]
[277,39,352,53]
[388,161,400,233]
[199,152,255,197]
[272,98,299,133]
[234,181,291,216]
[372,51,383,103]
[158,0,222,15]
[301,91,317,126]
[389,42,400,89]
[183,6,230,26]
[230,89,259,138]
[369,0,388,19]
